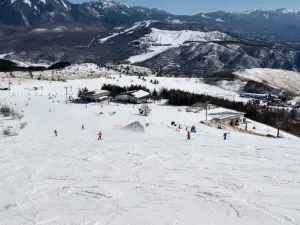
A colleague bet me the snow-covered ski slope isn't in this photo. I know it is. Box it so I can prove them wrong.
[234,68,300,94]
[0,69,245,101]
[128,28,231,63]
[1,78,300,225]
[138,28,230,46]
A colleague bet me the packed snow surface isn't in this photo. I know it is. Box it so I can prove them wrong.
[0,78,299,225]
[0,78,299,224]
[0,65,246,101]
[234,68,300,94]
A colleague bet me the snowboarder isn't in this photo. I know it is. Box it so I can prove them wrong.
[187,131,191,140]
[223,132,228,140]
[54,130,57,137]
[82,124,85,130]
[98,131,102,140]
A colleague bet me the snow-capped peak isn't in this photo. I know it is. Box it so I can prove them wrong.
[91,0,120,6]
[241,9,261,14]
[277,8,300,14]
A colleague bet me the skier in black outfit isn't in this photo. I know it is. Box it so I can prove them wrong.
[54,130,57,136]
[82,124,85,130]
[223,132,227,140]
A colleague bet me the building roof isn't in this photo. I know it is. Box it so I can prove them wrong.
[209,111,245,120]
[87,89,110,95]
[117,90,150,99]
[130,90,150,99]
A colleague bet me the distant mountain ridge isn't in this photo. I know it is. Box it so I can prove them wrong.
[1,1,300,76]
[1,0,300,44]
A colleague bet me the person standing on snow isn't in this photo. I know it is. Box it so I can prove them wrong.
[223,132,228,140]
[54,130,57,137]
[187,131,191,140]
[98,131,102,140]
[82,124,85,130]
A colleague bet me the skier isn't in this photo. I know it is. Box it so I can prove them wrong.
[98,131,102,140]
[187,131,191,140]
[223,132,228,140]
[54,130,57,137]
[178,124,182,130]
[82,124,85,130]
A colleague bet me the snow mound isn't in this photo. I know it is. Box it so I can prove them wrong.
[123,121,145,132]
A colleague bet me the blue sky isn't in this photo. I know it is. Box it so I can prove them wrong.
[70,0,300,14]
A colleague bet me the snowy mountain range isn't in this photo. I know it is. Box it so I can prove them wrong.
[1,20,300,76]
[1,0,300,75]
[0,0,170,28]
[1,0,300,43]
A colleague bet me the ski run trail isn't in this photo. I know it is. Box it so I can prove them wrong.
[0,77,300,225]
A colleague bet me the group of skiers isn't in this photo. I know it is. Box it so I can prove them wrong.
[53,124,229,141]
[54,125,102,140]
[177,124,229,141]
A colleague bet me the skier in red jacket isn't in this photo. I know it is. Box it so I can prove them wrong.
[187,131,191,140]
[98,131,102,140]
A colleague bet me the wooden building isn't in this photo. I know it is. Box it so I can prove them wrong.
[116,90,151,104]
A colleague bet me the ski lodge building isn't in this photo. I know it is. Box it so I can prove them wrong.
[79,89,110,102]
[116,90,151,104]
[186,102,245,126]
[210,110,246,126]
[186,102,219,113]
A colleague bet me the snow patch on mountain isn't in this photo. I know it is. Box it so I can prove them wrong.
[279,8,300,14]
[0,52,14,58]
[60,0,70,11]
[53,26,68,32]
[139,28,230,46]
[23,0,32,7]
[128,46,171,63]
[19,9,30,27]
[99,33,119,43]
[128,28,231,63]
[99,21,155,43]
[216,18,226,22]
[62,63,103,74]
[32,28,49,33]
[200,13,211,19]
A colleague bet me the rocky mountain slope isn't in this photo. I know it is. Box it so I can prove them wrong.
[1,20,300,76]
[1,0,300,76]
[179,9,300,46]
[0,0,170,28]
[1,0,300,45]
